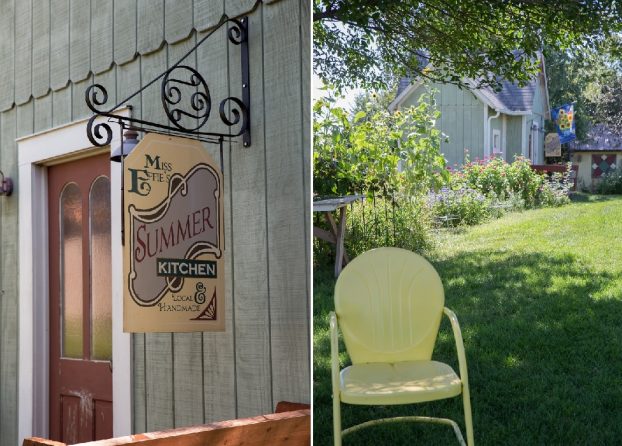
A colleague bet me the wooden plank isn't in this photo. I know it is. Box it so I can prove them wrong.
[32,0,51,98]
[229,9,273,418]
[164,0,193,44]
[165,36,205,429]
[144,333,174,432]
[0,0,14,111]
[263,0,310,405]
[94,67,117,113]
[193,0,223,32]
[139,49,168,131]
[70,0,91,82]
[300,0,311,300]
[50,0,70,91]
[225,0,257,17]
[1,107,18,446]
[34,94,53,133]
[72,75,94,121]
[116,58,142,120]
[23,410,310,446]
[113,0,137,65]
[195,25,236,423]
[137,0,164,55]
[132,334,147,434]
[15,0,33,104]
[91,0,114,74]
[17,101,34,138]
[52,86,72,128]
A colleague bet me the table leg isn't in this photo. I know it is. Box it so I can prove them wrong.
[335,207,347,277]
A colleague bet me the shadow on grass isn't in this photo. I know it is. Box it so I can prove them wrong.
[314,250,622,446]
[569,192,619,203]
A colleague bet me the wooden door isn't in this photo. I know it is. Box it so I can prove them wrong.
[48,154,113,443]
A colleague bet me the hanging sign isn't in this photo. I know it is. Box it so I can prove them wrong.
[123,133,224,332]
[551,103,576,144]
[544,132,562,157]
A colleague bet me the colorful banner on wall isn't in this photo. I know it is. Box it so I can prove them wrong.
[123,133,224,332]
[551,103,576,144]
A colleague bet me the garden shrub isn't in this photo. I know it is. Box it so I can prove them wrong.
[346,197,433,257]
[426,187,491,226]
[596,170,622,194]
[458,156,572,209]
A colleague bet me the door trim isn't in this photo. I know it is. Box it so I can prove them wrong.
[18,110,131,442]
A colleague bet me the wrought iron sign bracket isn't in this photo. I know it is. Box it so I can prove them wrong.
[85,14,251,154]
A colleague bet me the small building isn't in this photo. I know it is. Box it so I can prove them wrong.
[569,124,622,191]
[389,53,550,167]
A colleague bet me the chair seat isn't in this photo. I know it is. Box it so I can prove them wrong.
[340,360,462,405]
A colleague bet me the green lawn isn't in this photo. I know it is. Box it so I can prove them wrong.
[314,195,622,445]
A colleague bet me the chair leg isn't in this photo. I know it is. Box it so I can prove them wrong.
[333,396,342,446]
[462,385,474,446]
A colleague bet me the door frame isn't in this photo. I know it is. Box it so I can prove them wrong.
[17,110,131,442]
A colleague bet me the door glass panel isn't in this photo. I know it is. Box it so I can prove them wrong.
[61,183,83,358]
[90,176,112,360]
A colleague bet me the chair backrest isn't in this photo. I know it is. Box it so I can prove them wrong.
[335,247,445,364]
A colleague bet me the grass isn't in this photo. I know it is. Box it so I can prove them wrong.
[313,195,622,445]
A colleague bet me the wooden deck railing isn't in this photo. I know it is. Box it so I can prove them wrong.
[23,408,310,446]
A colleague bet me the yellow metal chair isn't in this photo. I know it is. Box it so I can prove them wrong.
[330,247,474,445]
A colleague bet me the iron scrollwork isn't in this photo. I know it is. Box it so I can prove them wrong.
[86,15,251,149]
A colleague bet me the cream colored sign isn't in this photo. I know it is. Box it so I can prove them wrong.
[545,133,562,157]
[124,133,224,332]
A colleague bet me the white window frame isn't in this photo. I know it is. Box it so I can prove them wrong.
[17,110,131,443]
[492,129,502,155]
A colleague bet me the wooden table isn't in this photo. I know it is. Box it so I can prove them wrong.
[313,195,364,277]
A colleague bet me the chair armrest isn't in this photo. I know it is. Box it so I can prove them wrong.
[443,307,470,385]
[329,311,340,397]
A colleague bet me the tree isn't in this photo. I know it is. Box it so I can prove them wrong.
[314,0,622,92]
[545,35,622,141]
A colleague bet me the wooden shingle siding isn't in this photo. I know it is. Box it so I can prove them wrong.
[0,0,15,110]
[137,0,165,55]
[15,0,33,105]
[70,0,91,83]
[34,94,53,134]
[71,75,94,121]
[0,107,18,446]
[165,0,194,44]
[50,0,70,91]
[32,0,51,99]
[264,0,310,405]
[193,0,223,32]
[91,0,114,74]
[0,2,310,444]
[52,86,72,128]
[114,0,138,65]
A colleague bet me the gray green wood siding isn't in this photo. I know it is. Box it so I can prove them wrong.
[400,83,484,166]
[0,1,310,444]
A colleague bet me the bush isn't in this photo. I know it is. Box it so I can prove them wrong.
[346,197,433,258]
[596,170,622,194]
[458,156,572,209]
[426,186,491,226]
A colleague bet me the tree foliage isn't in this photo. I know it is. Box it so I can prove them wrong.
[545,35,622,140]
[314,0,622,91]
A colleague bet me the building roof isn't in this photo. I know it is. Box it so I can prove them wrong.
[392,53,549,117]
[569,124,622,152]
